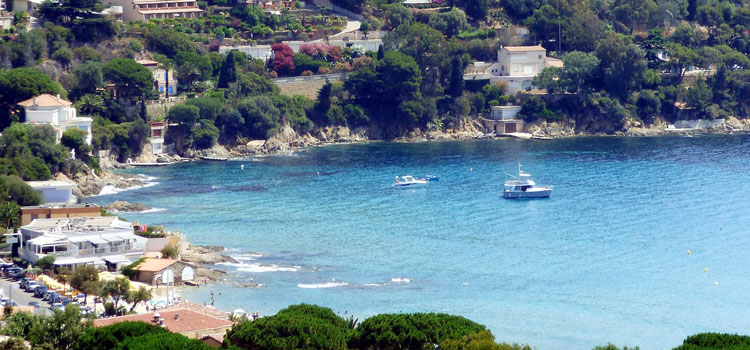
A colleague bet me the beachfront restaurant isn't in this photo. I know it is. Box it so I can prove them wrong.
[19,217,146,270]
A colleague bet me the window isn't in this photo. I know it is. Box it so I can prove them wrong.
[159,86,165,92]
[538,55,542,59]
[168,86,173,94]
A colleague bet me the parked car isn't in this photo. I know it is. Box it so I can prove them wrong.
[0,297,9,306]
[47,292,60,304]
[60,297,71,306]
[34,286,49,298]
[50,303,64,312]
[4,268,22,279]
[11,271,26,280]
[19,278,32,289]
[42,290,54,301]
[79,306,93,316]
[25,281,39,292]
[28,301,41,308]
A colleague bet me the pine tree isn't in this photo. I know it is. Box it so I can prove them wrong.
[218,51,238,89]
[448,57,464,98]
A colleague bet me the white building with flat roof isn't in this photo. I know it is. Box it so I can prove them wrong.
[18,94,93,145]
[464,45,563,95]
[103,0,202,21]
[26,180,77,205]
[19,216,145,269]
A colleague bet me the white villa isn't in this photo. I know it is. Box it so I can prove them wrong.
[464,45,563,94]
[19,216,146,269]
[26,180,77,205]
[18,94,93,145]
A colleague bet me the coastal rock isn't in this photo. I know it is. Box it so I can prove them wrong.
[71,167,149,197]
[195,144,231,159]
[105,201,151,213]
[178,241,237,265]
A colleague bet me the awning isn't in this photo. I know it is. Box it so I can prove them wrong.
[87,237,107,245]
[54,257,106,266]
[69,236,90,243]
[102,236,123,243]
[103,255,130,264]
[27,235,66,245]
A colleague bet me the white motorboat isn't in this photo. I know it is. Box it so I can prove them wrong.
[502,164,552,199]
[393,175,428,187]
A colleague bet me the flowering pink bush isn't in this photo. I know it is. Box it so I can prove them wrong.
[299,43,342,63]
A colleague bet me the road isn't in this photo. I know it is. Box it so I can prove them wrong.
[273,73,347,83]
[0,276,49,316]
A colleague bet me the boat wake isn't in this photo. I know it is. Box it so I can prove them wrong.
[297,282,349,289]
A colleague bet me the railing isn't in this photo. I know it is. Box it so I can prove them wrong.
[28,244,145,259]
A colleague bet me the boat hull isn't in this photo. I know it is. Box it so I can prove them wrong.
[502,189,552,199]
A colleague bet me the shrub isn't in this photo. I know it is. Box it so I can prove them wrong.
[301,70,313,76]
[354,313,487,350]
[160,244,179,259]
[224,304,353,350]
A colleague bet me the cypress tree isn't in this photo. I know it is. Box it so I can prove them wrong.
[140,99,147,120]
[687,0,697,21]
[218,51,238,89]
[448,57,464,98]
[376,45,384,60]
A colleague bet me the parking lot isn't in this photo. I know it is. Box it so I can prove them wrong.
[0,274,49,316]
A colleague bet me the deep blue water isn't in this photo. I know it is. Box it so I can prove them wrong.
[89,135,750,350]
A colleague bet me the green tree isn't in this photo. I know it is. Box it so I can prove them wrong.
[560,51,599,93]
[237,96,281,139]
[0,201,21,229]
[355,313,487,350]
[448,56,464,98]
[1,175,42,206]
[0,68,64,129]
[102,58,153,101]
[69,264,100,305]
[686,79,712,112]
[74,321,211,350]
[167,105,200,126]
[28,304,87,350]
[174,51,212,92]
[75,94,105,116]
[33,255,55,271]
[533,66,560,94]
[386,3,413,29]
[428,8,469,37]
[72,62,104,97]
[102,277,131,310]
[217,51,238,89]
[440,331,533,350]
[61,128,91,159]
[144,27,195,58]
[636,89,660,123]
[127,286,152,312]
[668,44,699,83]
[461,0,490,19]
[224,304,352,350]
[611,0,657,34]
[595,33,648,99]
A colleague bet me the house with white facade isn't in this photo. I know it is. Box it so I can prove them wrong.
[464,45,563,95]
[149,121,166,154]
[18,94,93,145]
[26,180,77,205]
[482,105,524,134]
[19,216,146,269]
[103,0,202,21]
[0,11,13,30]
[137,59,178,96]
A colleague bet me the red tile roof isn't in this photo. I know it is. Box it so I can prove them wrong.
[133,258,178,272]
[17,94,72,107]
[161,300,230,320]
[93,309,233,336]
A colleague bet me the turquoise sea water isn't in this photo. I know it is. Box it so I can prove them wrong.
[90,135,750,350]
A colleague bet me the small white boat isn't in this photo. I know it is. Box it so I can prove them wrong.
[393,175,428,187]
[502,164,552,199]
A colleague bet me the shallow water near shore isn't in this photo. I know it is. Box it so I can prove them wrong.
[90,135,750,350]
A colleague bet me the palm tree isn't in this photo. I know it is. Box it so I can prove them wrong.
[76,94,105,116]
